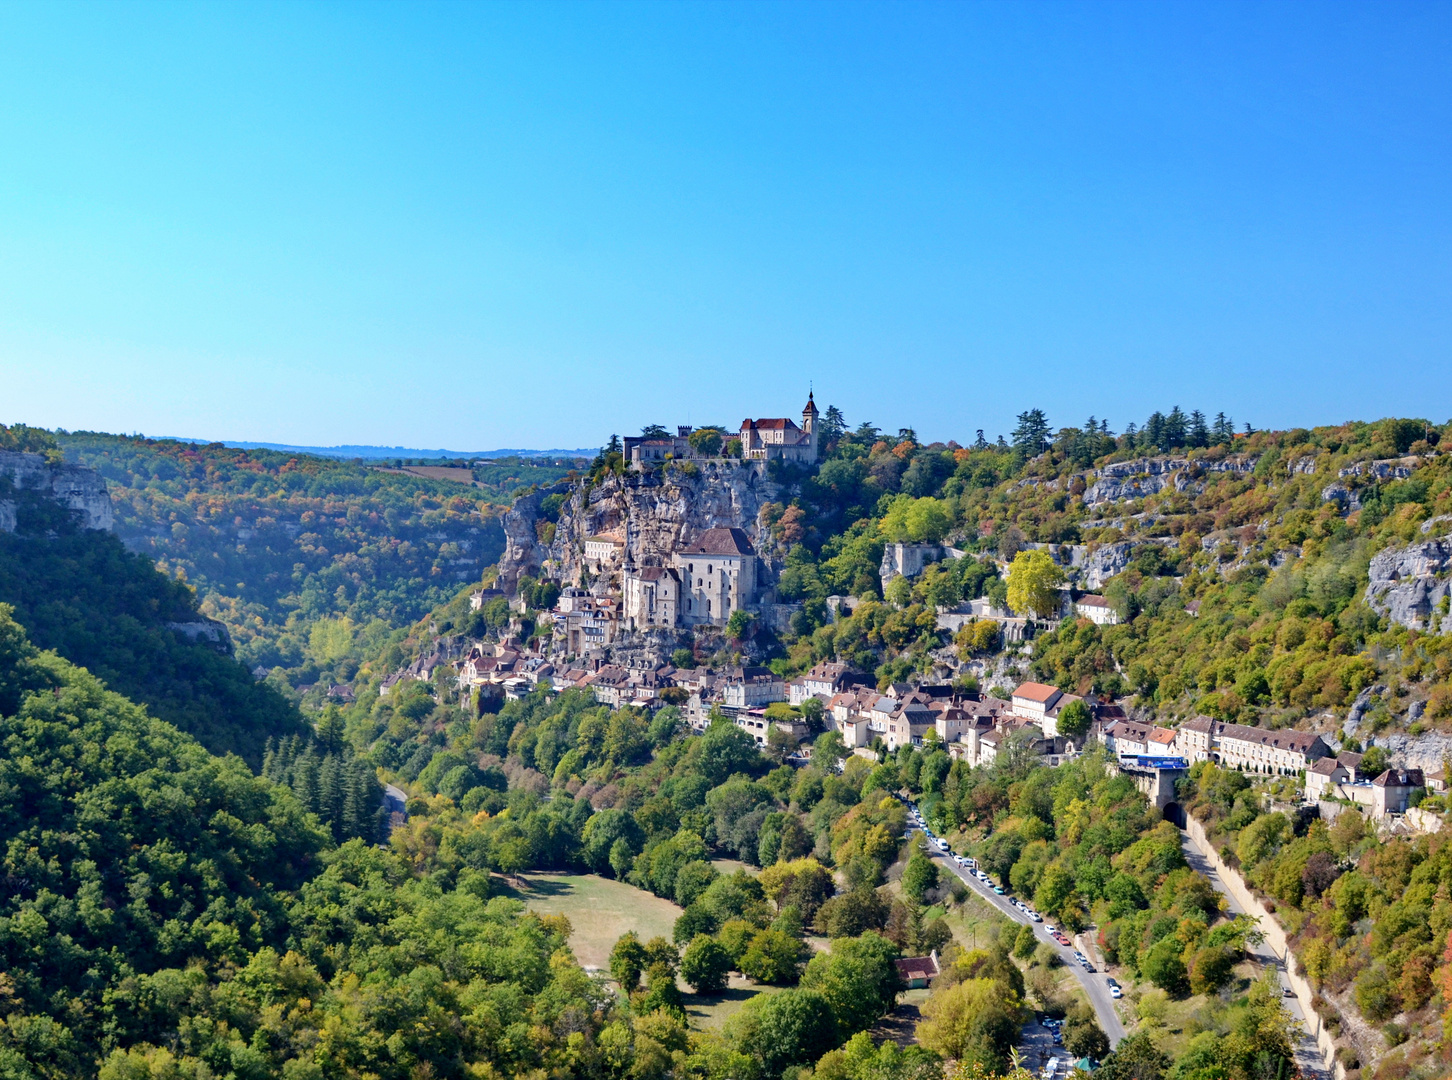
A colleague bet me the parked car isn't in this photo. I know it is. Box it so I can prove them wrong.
[993,885,1005,895]
[1110,984,1122,999]
[1044,925,1058,936]
[1082,962,1095,973]
[1027,911,1042,922]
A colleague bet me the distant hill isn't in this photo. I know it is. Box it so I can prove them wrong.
[162,437,594,461]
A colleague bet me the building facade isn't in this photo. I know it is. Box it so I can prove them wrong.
[671,527,759,627]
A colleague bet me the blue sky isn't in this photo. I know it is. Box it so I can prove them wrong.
[1,1,1449,450]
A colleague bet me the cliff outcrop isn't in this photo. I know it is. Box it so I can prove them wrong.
[1081,455,1258,506]
[1364,533,1452,633]
[499,461,786,593]
[0,451,113,532]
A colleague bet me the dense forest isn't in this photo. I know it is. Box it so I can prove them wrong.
[0,438,305,762]
[56,433,574,689]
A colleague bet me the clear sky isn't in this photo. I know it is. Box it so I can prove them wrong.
[1,1,1449,450]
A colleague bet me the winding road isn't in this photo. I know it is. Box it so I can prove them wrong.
[1177,831,1331,1080]
[916,827,1127,1049]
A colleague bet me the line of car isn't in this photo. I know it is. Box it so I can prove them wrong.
[905,800,1122,1004]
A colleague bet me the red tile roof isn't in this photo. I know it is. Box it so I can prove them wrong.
[1013,681,1062,704]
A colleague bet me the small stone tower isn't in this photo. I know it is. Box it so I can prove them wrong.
[802,391,819,460]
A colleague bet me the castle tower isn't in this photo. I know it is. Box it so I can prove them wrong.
[802,391,819,460]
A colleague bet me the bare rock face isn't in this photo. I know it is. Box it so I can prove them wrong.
[0,451,113,532]
[1365,534,1452,632]
[1082,543,1135,590]
[1081,455,1257,507]
[499,461,786,594]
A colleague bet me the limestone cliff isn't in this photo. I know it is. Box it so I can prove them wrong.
[1365,533,1452,633]
[0,451,113,532]
[1081,455,1258,506]
[499,461,787,593]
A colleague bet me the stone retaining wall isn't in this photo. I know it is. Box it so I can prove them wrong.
[1183,814,1346,1080]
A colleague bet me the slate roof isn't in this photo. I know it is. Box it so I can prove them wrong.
[680,527,756,556]
[1372,768,1425,788]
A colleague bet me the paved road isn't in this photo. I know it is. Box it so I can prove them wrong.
[1177,832,1330,1080]
[916,829,1126,1049]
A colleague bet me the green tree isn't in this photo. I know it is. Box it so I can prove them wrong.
[739,927,806,985]
[687,428,725,457]
[902,848,940,904]
[1007,549,1065,619]
[1055,698,1091,742]
[916,976,1023,1073]
[730,987,840,1076]
[610,931,648,991]
[1012,409,1051,459]
[1141,937,1189,996]
[801,931,902,1035]
[680,935,732,994]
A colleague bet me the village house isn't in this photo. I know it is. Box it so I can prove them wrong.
[1173,716,1330,774]
[720,666,786,709]
[622,565,680,630]
[1306,757,1352,801]
[623,427,696,466]
[1148,727,1178,753]
[554,591,620,654]
[1011,682,1062,724]
[1103,719,1155,758]
[791,660,867,705]
[469,586,504,611]
[1073,595,1119,625]
[894,950,940,990]
[1427,769,1448,795]
[583,533,625,572]
[1372,768,1426,818]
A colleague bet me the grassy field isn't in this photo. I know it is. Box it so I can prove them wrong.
[497,872,683,970]
[685,975,780,1031]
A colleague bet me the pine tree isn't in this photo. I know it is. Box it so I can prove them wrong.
[318,754,344,838]
[1011,409,1051,459]
[1142,412,1166,450]
[973,430,988,450]
[316,706,345,754]
[261,737,277,781]
[1164,407,1188,448]
[293,751,321,816]
[1188,410,1210,448]
[1212,412,1234,444]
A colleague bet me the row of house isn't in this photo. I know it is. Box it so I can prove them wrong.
[1103,714,1434,819]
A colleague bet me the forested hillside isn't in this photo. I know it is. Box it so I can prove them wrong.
[57,433,570,687]
[0,435,305,761]
[744,410,1452,743]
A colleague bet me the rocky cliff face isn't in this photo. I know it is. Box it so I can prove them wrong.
[1081,455,1258,507]
[1365,534,1452,633]
[0,451,113,532]
[499,461,786,592]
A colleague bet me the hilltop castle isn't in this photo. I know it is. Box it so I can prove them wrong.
[623,393,820,468]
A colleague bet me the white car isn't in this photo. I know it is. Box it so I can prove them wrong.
[1045,925,1058,936]
[1109,984,1122,999]
[1027,911,1042,922]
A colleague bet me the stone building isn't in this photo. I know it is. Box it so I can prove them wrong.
[672,527,759,627]
[622,566,680,630]
[739,394,819,464]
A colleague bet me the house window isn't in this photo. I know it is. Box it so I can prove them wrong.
[707,600,712,614]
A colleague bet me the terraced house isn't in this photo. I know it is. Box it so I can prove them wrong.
[1175,715,1330,774]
